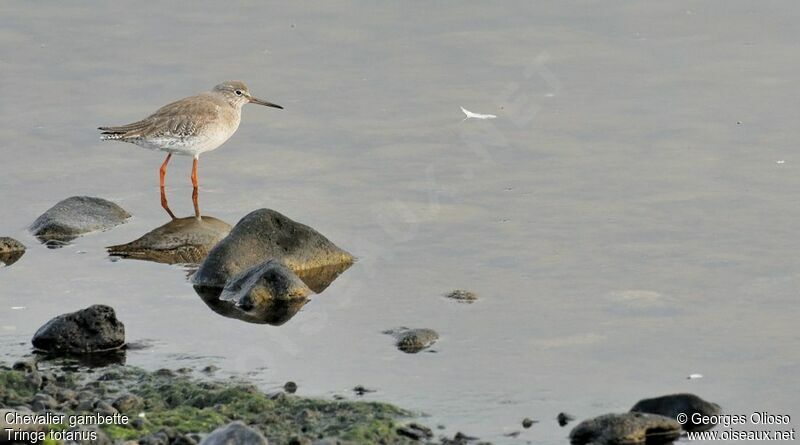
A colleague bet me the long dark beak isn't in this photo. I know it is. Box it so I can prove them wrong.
[249,96,283,109]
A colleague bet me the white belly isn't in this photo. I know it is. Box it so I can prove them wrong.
[132,121,239,157]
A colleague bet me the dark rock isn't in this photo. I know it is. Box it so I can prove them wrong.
[198,421,269,445]
[504,431,520,437]
[192,209,354,293]
[397,423,433,440]
[384,328,439,353]
[32,305,125,354]
[569,412,681,445]
[30,196,130,246]
[522,417,536,428]
[283,381,298,394]
[107,216,231,266]
[112,393,143,413]
[220,260,312,311]
[352,385,375,396]
[558,412,575,427]
[12,359,37,373]
[444,289,478,303]
[288,437,313,445]
[195,285,309,326]
[132,418,145,430]
[201,365,219,375]
[30,393,58,411]
[630,393,720,432]
[172,434,199,445]
[0,237,26,266]
[440,432,481,444]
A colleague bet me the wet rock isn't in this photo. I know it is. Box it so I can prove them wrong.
[0,237,25,266]
[522,417,536,428]
[569,412,681,445]
[32,305,125,354]
[352,385,375,396]
[197,285,309,326]
[396,423,433,441]
[199,421,269,445]
[94,400,119,417]
[11,359,37,373]
[444,289,478,303]
[192,209,354,293]
[30,196,130,246]
[384,328,439,353]
[113,393,143,413]
[220,260,312,311]
[558,412,575,427]
[107,216,231,265]
[630,393,720,432]
[283,381,298,394]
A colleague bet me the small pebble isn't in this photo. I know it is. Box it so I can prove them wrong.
[522,417,537,428]
[558,412,575,427]
[284,381,298,394]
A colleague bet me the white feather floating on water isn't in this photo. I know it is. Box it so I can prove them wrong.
[687,373,703,380]
[461,107,497,120]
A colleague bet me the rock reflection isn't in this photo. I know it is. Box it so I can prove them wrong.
[108,216,231,266]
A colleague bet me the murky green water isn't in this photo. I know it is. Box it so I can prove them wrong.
[1,1,798,443]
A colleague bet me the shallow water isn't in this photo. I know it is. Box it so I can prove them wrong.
[1,1,798,443]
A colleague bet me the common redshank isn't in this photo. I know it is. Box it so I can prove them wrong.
[99,81,282,217]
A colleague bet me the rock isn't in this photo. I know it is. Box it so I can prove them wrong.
[199,421,269,445]
[112,393,143,413]
[630,393,720,432]
[93,400,119,417]
[396,423,433,440]
[1,408,48,443]
[0,237,25,266]
[30,196,130,246]
[384,328,439,353]
[522,417,536,428]
[30,393,58,411]
[352,385,375,396]
[65,424,113,445]
[220,260,312,311]
[558,412,575,426]
[444,289,478,303]
[283,381,298,394]
[569,412,682,445]
[11,359,37,373]
[107,216,231,265]
[32,305,125,354]
[192,209,354,293]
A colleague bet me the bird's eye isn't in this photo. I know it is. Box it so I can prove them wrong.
[235,90,243,96]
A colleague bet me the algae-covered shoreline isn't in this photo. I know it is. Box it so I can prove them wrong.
[0,358,483,445]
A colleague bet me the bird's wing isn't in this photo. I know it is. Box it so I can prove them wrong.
[99,95,221,139]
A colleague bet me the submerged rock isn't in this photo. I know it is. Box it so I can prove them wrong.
[558,412,575,427]
[220,260,312,310]
[569,412,681,445]
[196,286,309,326]
[30,196,130,246]
[199,421,269,445]
[444,289,478,303]
[631,393,720,432]
[193,209,353,292]
[32,305,125,354]
[384,328,439,353]
[108,216,231,265]
[0,237,25,266]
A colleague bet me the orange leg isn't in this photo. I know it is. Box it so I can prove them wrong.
[192,186,201,219]
[159,154,175,219]
[191,157,199,188]
[159,153,172,188]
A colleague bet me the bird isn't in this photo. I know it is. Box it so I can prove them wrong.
[99,81,282,217]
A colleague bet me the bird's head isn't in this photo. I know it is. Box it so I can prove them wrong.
[213,81,283,110]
